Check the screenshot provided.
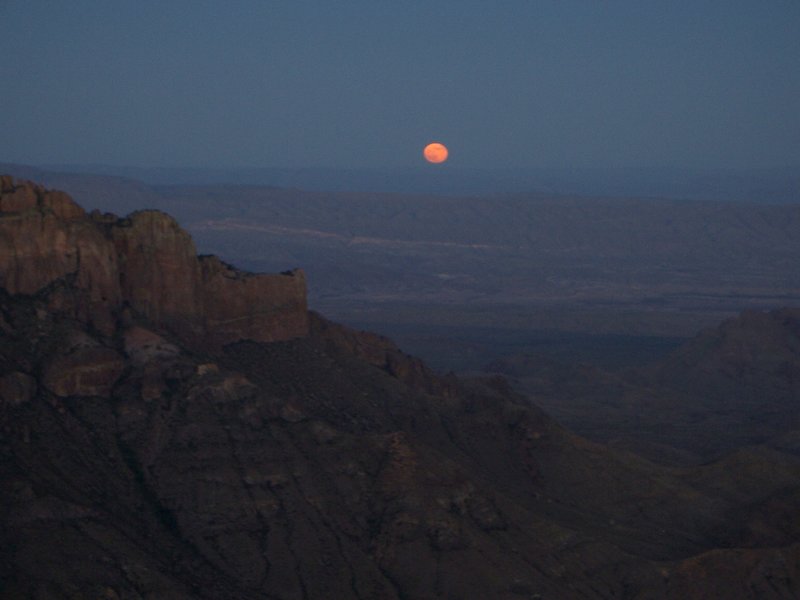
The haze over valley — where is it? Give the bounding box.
[7,162,799,373]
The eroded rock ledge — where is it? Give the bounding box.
[0,175,308,349]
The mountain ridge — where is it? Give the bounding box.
[2,177,800,598]
[4,163,798,355]
[8,162,799,203]
[0,176,307,351]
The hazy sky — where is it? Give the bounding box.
[1,1,799,170]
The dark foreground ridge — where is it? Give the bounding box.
[1,177,800,599]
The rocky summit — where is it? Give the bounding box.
[0,175,308,351]
[1,177,800,599]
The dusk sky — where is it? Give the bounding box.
[1,1,799,170]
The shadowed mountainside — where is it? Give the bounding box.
[488,308,800,464]
[2,178,800,598]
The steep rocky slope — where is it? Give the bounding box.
[493,308,800,463]
[2,178,800,599]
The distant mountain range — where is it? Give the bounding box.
[4,161,800,202]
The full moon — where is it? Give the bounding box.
[423,142,449,164]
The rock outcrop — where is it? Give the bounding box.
[3,175,800,599]
[0,176,308,349]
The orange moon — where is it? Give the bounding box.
[423,142,449,164]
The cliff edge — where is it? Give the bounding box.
[0,175,308,349]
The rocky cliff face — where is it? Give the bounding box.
[2,177,800,599]
[0,176,308,349]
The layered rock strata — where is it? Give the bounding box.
[0,175,308,350]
